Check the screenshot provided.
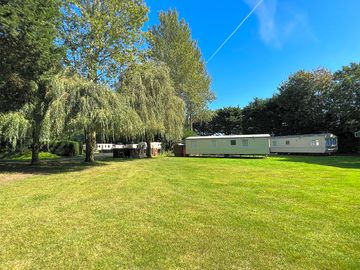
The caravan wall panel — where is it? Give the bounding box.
[185,136,270,156]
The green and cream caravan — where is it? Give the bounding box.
[270,133,338,154]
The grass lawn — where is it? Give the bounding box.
[0,155,359,269]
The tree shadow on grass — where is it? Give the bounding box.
[0,154,136,176]
[276,155,360,169]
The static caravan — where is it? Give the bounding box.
[82,143,114,153]
[96,143,114,152]
[185,134,270,156]
[270,133,338,154]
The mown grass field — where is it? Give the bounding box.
[0,155,359,269]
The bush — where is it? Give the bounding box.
[182,128,197,139]
[49,140,80,156]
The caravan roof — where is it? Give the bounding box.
[273,133,336,139]
[186,134,270,140]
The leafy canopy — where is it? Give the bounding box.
[194,107,242,135]
[0,0,62,112]
[119,62,185,142]
[60,0,148,84]
[61,74,142,141]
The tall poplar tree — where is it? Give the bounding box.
[149,9,215,130]
[59,0,148,161]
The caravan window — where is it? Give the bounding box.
[285,140,290,145]
[326,138,337,147]
[230,140,236,146]
[242,139,249,147]
[311,140,320,146]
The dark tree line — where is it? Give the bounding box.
[194,106,242,135]
[194,65,360,153]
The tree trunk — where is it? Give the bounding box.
[31,118,41,165]
[187,104,194,131]
[16,139,24,154]
[85,131,96,162]
[189,115,193,131]
[146,136,152,158]
[30,81,51,165]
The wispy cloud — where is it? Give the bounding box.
[244,0,314,48]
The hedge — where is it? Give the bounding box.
[49,140,80,157]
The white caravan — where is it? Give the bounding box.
[270,133,338,154]
[185,134,270,156]
[82,143,114,153]
[96,144,114,152]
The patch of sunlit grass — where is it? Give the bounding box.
[0,156,359,269]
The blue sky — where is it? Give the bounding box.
[145,0,360,109]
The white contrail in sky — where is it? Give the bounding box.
[206,0,264,64]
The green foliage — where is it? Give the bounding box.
[61,74,142,140]
[0,74,80,162]
[239,65,360,153]
[276,69,333,134]
[331,63,360,131]
[182,128,198,139]
[0,73,35,113]
[119,62,185,143]
[50,140,80,157]
[59,0,148,162]
[242,69,335,135]
[242,97,282,135]
[0,112,29,149]
[0,0,63,164]
[0,0,62,112]
[194,107,242,135]
[60,0,148,84]
[149,9,215,128]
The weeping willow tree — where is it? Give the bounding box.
[0,112,29,151]
[0,73,141,163]
[119,62,185,157]
[59,1,148,162]
[61,75,142,162]
[30,77,70,164]
[0,75,69,164]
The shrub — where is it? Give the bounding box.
[182,128,197,139]
[49,140,80,156]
